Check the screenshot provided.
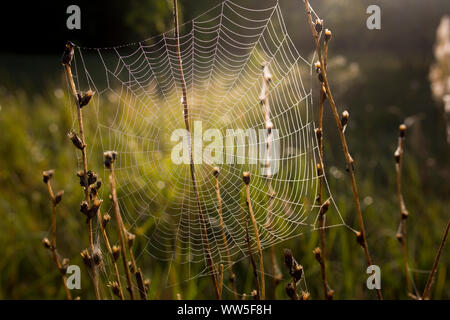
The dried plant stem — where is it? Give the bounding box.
[422,220,450,299]
[213,169,238,299]
[125,232,147,300]
[304,0,382,300]
[173,0,219,299]
[394,124,416,298]
[245,219,260,300]
[218,264,224,298]
[96,209,124,300]
[243,172,265,300]
[63,61,101,300]
[108,160,136,300]
[316,46,331,300]
[44,178,71,300]
[260,63,282,297]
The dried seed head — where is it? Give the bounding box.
[62,41,74,66]
[266,120,273,132]
[317,163,323,176]
[293,264,303,283]
[355,231,365,248]
[319,200,330,216]
[251,289,258,300]
[54,190,64,205]
[262,63,272,82]
[318,72,324,82]
[242,171,250,185]
[76,171,88,188]
[43,170,54,184]
[313,247,322,264]
[102,214,111,228]
[285,283,298,300]
[346,154,355,172]
[213,167,220,178]
[399,124,407,137]
[315,19,323,33]
[401,210,409,220]
[314,61,321,73]
[87,170,98,186]
[315,128,322,140]
[60,258,69,275]
[128,233,136,247]
[104,151,118,169]
[300,291,310,300]
[325,28,332,41]
[42,237,51,249]
[284,248,293,270]
[89,199,103,218]
[67,131,84,150]
[108,281,121,298]
[144,279,150,293]
[396,232,404,243]
[128,261,135,273]
[80,249,92,267]
[92,247,102,266]
[394,148,401,163]
[77,90,95,108]
[112,245,121,261]
[341,110,349,128]
[326,289,335,300]
[80,201,89,216]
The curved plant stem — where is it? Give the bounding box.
[316,44,331,300]
[245,219,261,300]
[96,209,124,300]
[173,0,220,299]
[394,124,417,298]
[64,62,101,300]
[45,179,72,300]
[303,0,382,300]
[108,161,136,299]
[214,170,238,299]
[244,174,265,300]
[422,220,450,299]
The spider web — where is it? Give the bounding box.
[68,0,348,285]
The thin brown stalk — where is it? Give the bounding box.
[173,0,219,299]
[243,172,265,300]
[394,124,417,298]
[213,168,238,299]
[303,0,382,299]
[316,38,332,300]
[96,209,124,299]
[62,43,101,300]
[42,171,71,300]
[105,151,135,300]
[245,219,260,300]
[218,264,224,299]
[422,220,450,299]
[125,231,148,300]
[260,63,282,298]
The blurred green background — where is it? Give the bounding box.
[0,0,449,299]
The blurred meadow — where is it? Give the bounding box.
[0,0,449,299]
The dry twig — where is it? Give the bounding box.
[303,0,382,299]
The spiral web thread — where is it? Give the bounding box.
[68,0,350,286]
